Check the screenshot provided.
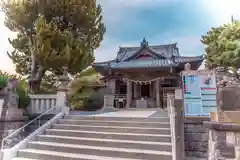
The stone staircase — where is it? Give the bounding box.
[13,113,173,160]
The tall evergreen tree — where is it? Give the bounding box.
[1,0,105,93]
[201,19,240,72]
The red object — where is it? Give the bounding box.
[183,84,187,93]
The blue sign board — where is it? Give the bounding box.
[182,72,217,117]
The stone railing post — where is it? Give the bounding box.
[56,67,70,114]
[235,146,240,160]
[167,93,176,160]
[204,121,240,160]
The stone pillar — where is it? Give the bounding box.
[134,82,137,99]
[235,146,240,160]
[156,80,160,108]
[104,95,114,107]
[108,79,116,94]
[149,83,151,97]
[126,81,132,108]
[152,81,156,98]
[56,67,70,114]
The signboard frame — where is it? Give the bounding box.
[181,69,217,117]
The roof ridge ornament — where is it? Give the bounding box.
[141,38,148,46]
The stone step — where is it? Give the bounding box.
[17,149,140,160]
[45,129,172,142]
[64,115,169,121]
[37,135,172,152]
[28,141,172,160]
[58,119,170,128]
[12,158,39,160]
[52,124,171,134]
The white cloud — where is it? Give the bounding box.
[95,32,205,63]
[94,0,206,63]
[201,0,240,25]
[95,0,240,64]
[158,35,205,56]
[98,0,181,30]
[95,37,141,62]
[0,12,16,73]
[98,0,179,9]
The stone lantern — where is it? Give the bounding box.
[56,67,70,114]
[184,63,191,71]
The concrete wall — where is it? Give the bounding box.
[217,87,240,111]
[184,118,209,159]
[174,99,185,160]
[0,120,26,145]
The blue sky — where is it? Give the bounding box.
[0,0,240,73]
[94,0,240,62]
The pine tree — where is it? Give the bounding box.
[1,0,105,93]
[201,19,240,72]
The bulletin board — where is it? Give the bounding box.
[182,70,217,117]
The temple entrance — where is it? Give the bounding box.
[119,85,127,94]
[141,84,150,98]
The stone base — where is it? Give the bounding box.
[184,118,209,159]
[61,106,70,115]
[0,107,27,121]
[101,106,119,112]
[212,111,240,124]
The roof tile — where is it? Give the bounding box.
[92,55,204,69]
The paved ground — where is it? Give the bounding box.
[70,108,168,118]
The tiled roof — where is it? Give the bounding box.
[116,42,179,61]
[110,59,177,69]
[92,39,204,70]
[92,55,204,69]
[174,56,204,63]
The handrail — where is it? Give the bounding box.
[0,105,59,153]
[168,98,176,160]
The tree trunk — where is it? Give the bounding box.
[29,66,46,93]
[29,79,41,93]
[29,35,37,79]
[28,34,39,93]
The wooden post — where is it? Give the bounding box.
[126,81,132,108]
[156,80,160,108]
[134,82,137,98]
[149,82,152,97]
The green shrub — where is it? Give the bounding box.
[0,70,30,109]
[72,87,112,111]
[0,76,8,89]
[16,84,30,109]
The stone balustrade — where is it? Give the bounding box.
[204,121,240,160]
[28,94,57,114]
